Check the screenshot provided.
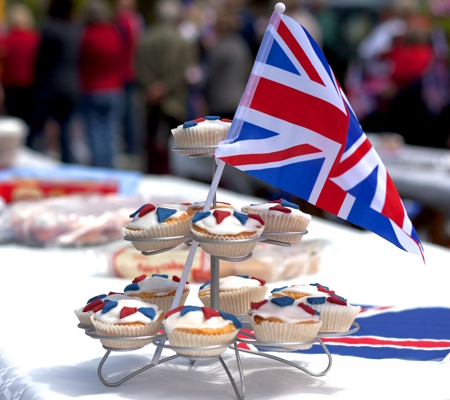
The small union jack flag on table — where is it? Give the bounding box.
[215,8,424,259]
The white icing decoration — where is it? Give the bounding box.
[242,203,311,218]
[126,203,189,230]
[163,310,233,334]
[92,299,163,324]
[125,276,189,296]
[199,276,262,294]
[249,301,320,324]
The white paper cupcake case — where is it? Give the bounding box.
[193,230,261,257]
[123,216,192,252]
[91,316,163,349]
[171,125,229,155]
[241,208,311,244]
[249,318,322,350]
[74,308,94,326]
[310,304,361,332]
[130,290,190,314]
[199,286,268,315]
[166,329,238,357]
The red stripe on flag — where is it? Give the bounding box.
[315,179,347,215]
[332,138,372,177]
[381,173,405,229]
[277,20,325,86]
[251,78,348,144]
[219,143,321,167]
[321,336,450,349]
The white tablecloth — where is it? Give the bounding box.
[1,175,450,400]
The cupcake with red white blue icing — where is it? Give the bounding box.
[241,199,311,244]
[91,298,164,349]
[191,209,265,258]
[171,116,232,154]
[123,203,194,252]
[163,305,241,356]
[248,297,322,349]
[271,283,361,332]
[124,273,190,313]
[188,201,234,212]
[198,275,268,315]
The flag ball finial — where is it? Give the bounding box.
[274,2,286,13]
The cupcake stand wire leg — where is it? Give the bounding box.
[218,343,246,400]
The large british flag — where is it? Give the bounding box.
[214,10,424,258]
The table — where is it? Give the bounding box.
[1,175,450,400]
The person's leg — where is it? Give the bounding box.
[123,82,139,155]
[53,97,76,164]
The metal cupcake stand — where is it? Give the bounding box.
[78,145,359,399]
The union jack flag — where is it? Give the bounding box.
[214,10,424,258]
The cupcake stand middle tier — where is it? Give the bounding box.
[78,146,359,400]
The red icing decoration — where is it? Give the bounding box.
[202,307,222,319]
[93,302,107,313]
[181,202,192,206]
[138,204,156,217]
[298,303,315,315]
[82,298,103,312]
[108,291,123,296]
[221,118,233,123]
[251,300,268,310]
[213,209,231,224]
[251,276,266,286]
[132,274,147,284]
[172,275,189,285]
[165,306,185,319]
[269,205,292,214]
[248,214,265,225]
[327,295,347,306]
[268,199,283,204]
[317,284,335,295]
[120,307,138,319]
[193,117,205,122]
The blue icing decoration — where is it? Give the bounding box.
[310,283,329,290]
[87,294,106,304]
[152,274,169,279]
[138,307,156,320]
[129,205,145,218]
[199,281,210,290]
[192,211,211,223]
[271,286,288,293]
[271,296,295,307]
[180,306,202,317]
[157,207,177,223]
[183,121,197,129]
[124,283,140,292]
[204,116,220,120]
[219,311,242,329]
[233,210,249,225]
[306,297,326,305]
[250,203,263,206]
[101,301,118,313]
[236,274,250,279]
[280,199,299,209]
[315,310,320,316]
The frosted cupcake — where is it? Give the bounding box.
[91,298,164,349]
[188,201,235,212]
[123,203,194,252]
[241,199,311,244]
[124,274,190,313]
[191,209,265,258]
[74,292,131,327]
[248,297,322,350]
[271,283,361,332]
[198,275,268,315]
[163,305,241,356]
[171,116,232,154]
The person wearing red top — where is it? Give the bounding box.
[79,0,124,168]
[1,4,40,125]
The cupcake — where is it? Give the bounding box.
[198,275,268,315]
[191,209,265,258]
[163,305,241,356]
[74,292,131,327]
[241,199,311,244]
[248,297,322,350]
[123,203,194,252]
[91,298,164,349]
[171,116,232,155]
[124,273,190,313]
[188,201,234,212]
[271,283,361,332]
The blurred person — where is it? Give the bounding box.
[79,0,124,168]
[0,4,39,126]
[28,0,81,163]
[136,0,195,174]
[115,0,144,156]
[204,10,251,119]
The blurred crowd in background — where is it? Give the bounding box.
[1,0,450,173]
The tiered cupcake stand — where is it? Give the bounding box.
[78,145,359,399]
